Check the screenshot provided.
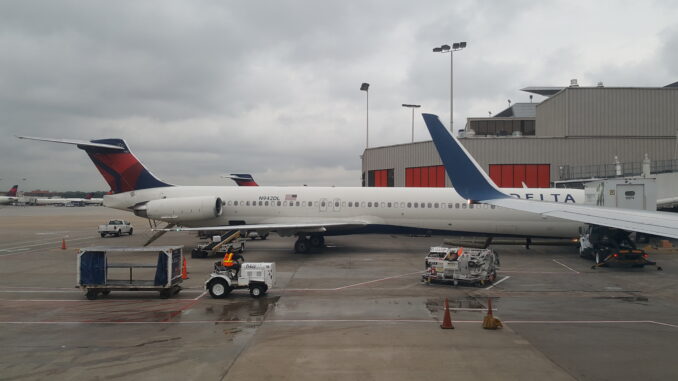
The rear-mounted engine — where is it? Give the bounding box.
[134,196,223,221]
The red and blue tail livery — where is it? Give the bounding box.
[6,185,18,197]
[16,137,172,194]
[81,139,171,193]
[230,174,259,186]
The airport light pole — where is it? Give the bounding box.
[402,104,421,142]
[433,41,467,133]
[360,83,370,148]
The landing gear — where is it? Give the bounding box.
[309,235,325,248]
[294,237,311,253]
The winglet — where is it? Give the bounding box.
[422,113,507,201]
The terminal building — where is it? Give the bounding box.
[362,80,678,194]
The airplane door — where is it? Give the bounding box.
[333,198,341,212]
[319,198,328,212]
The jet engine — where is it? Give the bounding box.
[134,196,223,222]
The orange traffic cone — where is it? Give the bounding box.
[61,238,67,250]
[482,298,503,330]
[181,257,189,280]
[440,297,454,329]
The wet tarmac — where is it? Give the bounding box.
[1,205,678,380]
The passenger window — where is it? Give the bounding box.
[228,201,233,206]
[302,201,307,206]
[407,202,412,208]
[455,203,460,209]
[277,201,281,206]
[368,202,372,207]
[283,201,288,206]
[355,201,359,207]
[469,204,474,209]
[434,203,439,208]
[448,203,453,208]
[414,202,418,208]
[335,202,339,207]
[427,203,432,208]
[348,202,353,207]
[462,204,467,209]
[321,201,326,207]
[265,201,269,206]
[361,202,366,207]
[400,202,406,208]
[387,202,392,207]
[342,202,346,207]
[296,201,300,206]
[246,201,250,206]
[491,205,496,209]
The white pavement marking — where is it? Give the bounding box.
[0,236,97,256]
[485,276,510,290]
[282,271,423,292]
[552,259,580,274]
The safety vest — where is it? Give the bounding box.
[223,253,235,267]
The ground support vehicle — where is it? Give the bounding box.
[191,229,246,258]
[205,262,275,298]
[580,225,659,269]
[77,246,183,299]
[98,219,133,237]
[423,246,499,286]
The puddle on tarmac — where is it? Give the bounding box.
[425,297,487,313]
[594,296,649,303]
[204,296,281,322]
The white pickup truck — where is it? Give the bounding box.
[98,219,133,237]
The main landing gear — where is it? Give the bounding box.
[294,234,325,253]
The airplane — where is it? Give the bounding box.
[18,135,586,253]
[421,113,678,240]
[0,185,19,205]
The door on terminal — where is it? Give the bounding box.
[489,164,550,188]
[405,165,446,187]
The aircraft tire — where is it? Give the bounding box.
[294,238,310,254]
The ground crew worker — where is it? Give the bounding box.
[222,252,241,276]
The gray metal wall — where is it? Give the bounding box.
[363,137,677,187]
[538,88,678,138]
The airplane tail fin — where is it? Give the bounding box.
[6,185,18,197]
[422,113,507,201]
[17,137,172,194]
[7,185,19,197]
[230,173,259,186]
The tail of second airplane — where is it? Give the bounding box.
[17,137,172,194]
[6,185,18,197]
[230,174,259,186]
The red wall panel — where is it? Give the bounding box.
[538,165,550,188]
[513,164,526,188]
[489,165,502,187]
[501,165,513,187]
[437,166,445,187]
[413,168,421,187]
[406,168,413,187]
[525,165,538,187]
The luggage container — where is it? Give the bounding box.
[77,246,183,299]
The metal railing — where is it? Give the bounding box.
[558,159,678,181]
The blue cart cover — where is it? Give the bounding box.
[80,251,106,285]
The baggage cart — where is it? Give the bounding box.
[77,246,183,299]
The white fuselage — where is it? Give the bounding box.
[0,196,17,205]
[104,186,585,238]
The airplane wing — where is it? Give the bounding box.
[156,221,369,236]
[422,113,678,239]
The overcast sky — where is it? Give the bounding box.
[1,1,677,192]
